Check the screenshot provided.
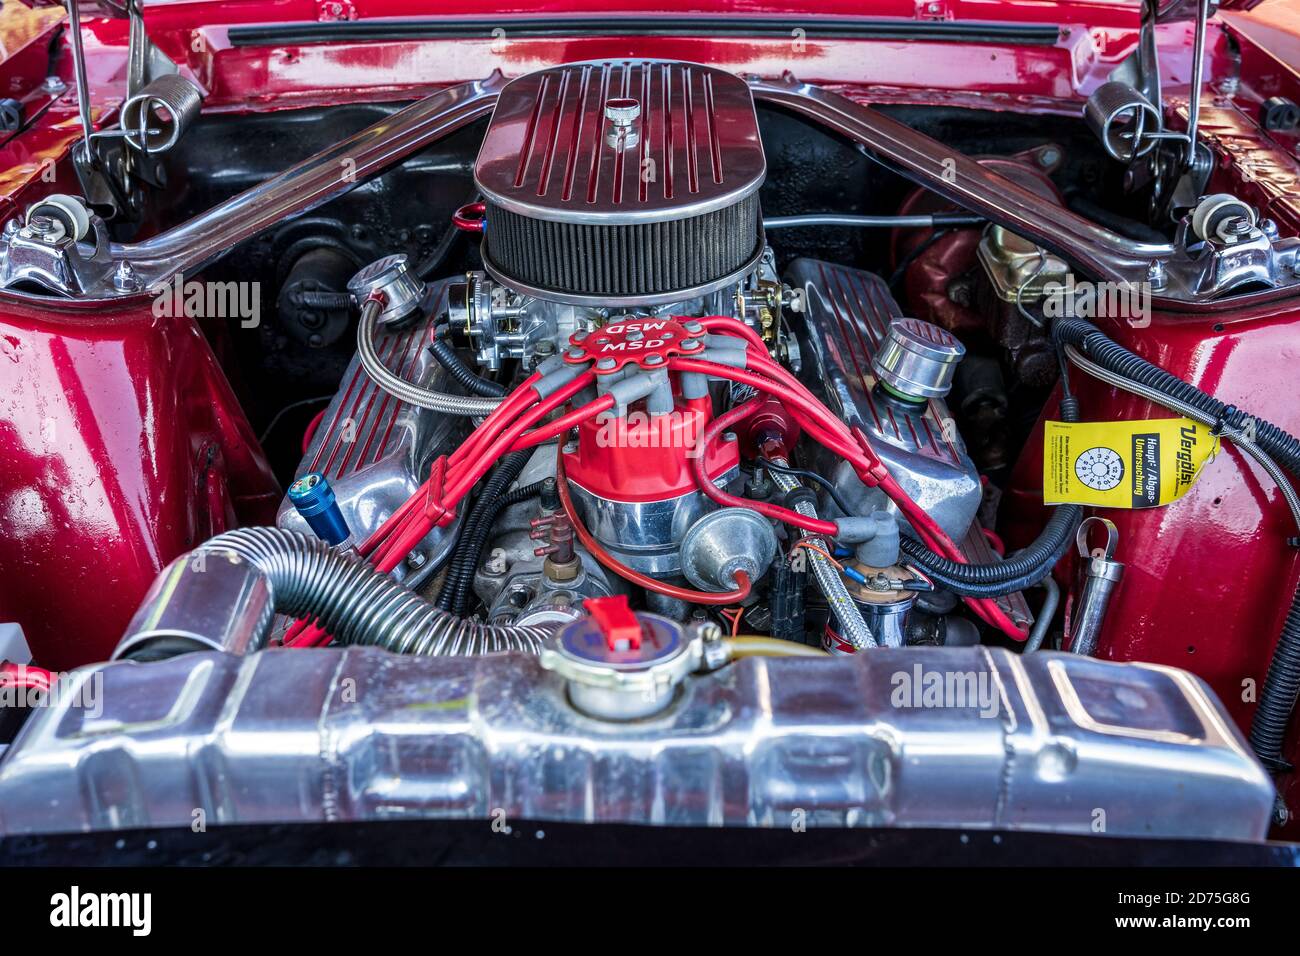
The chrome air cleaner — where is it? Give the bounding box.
[473,60,766,306]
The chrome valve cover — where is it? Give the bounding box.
[786,258,983,542]
[276,278,463,585]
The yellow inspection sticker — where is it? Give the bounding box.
[1043,418,1220,508]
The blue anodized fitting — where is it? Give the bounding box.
[287,472,351,546]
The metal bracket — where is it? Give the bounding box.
[67,0,198,221]
[0,212,114,296]
[0,75,504,302]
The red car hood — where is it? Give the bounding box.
[17,0,1269,23]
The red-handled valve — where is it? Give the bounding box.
[582,595,643,652]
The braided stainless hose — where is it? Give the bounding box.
[768,467,877,649]
[357,301,504,416]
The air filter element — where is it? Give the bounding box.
[474,60,766,306]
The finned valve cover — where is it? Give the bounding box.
[474,60,767,305]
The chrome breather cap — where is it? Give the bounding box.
[871,317,966,399]
[347,254,431,325]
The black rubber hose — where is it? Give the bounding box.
[438,453,531,614]
[446,481,546,617]
[900,505,1081,589]
[918,559,1066,599]
[1260,598,1300,772]
[761,459,857,517]
[437,451,531,613]
[899,396,1083,590]
[889,228,950,290]
[414,191,477,279]
[1053,316,1300,772]
[1053,318,1300,472]
[429,332,507,398]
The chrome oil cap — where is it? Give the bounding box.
[871,317,965,399]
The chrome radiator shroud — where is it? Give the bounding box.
[0,647,1271,839]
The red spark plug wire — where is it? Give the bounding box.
[355,370,547,560]
[371,372,597,573]
[689,397,840,536]
[290,319,1024,645]
[513,395,616,450]
[287,370,589,647]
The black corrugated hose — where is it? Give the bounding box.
[898,395,1083,593]
[1054,316,1300,773]
[436,450,532,614]
[429,330,507,398]
[444,481,547,617]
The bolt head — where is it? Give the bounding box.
[25,214,64,243]
[112,261,140,292]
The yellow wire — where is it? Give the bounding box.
[724,636,829,659]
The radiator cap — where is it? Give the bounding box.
[539,598,702,720]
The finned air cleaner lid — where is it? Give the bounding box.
[474,59,767,305]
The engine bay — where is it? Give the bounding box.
[1,2,1299,850]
